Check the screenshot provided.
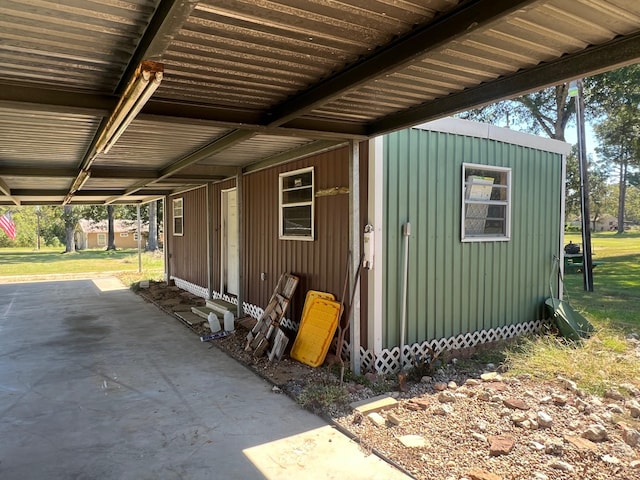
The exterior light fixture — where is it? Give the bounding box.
[95,60,164,155]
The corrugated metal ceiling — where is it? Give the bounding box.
[0,0,639,205]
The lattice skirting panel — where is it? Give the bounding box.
[171,277,209,299]
[353,320,545,375]
[170,278,541,374]
[170,278,299,331]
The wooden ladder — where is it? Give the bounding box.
[245,273,299,360]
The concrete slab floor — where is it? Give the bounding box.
[0,277,410,480]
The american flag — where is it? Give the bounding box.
[0,211,16,240]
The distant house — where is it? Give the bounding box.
[75,219,146,249]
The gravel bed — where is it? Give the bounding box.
[137,281,640,480]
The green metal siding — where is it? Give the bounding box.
[383,128,563,349]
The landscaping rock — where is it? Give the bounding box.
[406,398,430,411]
[510,412,528,424]
[481,372,501,382]
[544,439,563,456]
[537,411,553,428]
[488,435,515,456]
[503,397,530,410]
[563,434,597,451]
[367,412,386,427]
[601,454,621,465]
[628,399,640,418]
[467,469,502,480]
[351,394,398,415]
[433,404,454,416]
[621,426,640,447]
[548,460,575,473]
[552,394,568,406]
[604,389,625,401]
[582,424,608,442]
[438,391,457,403]
[386,412,403,426]
[398,434,428,448]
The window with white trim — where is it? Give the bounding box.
[462,164,511,241]
[119,233,129,238]
[97,233,106,247]
[173,198,184,236]
[279,167,314,240]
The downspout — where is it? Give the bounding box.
[399,222,411,371]
[349,140,361,374]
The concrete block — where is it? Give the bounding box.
[350,394,398,415]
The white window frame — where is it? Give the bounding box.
[173,198,184,236]
[119,232,129,238]
[279,166,314,241]
[97,233,106,247]
[133,233,139,241]
[461,163,511,242]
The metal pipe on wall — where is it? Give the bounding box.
[399,222,411,370]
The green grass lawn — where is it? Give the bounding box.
[506,230,640,395]
[562,231,640,329]
[0,247,164,284]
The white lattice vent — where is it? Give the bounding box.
[171,277,209,299]
[218,297,299,332]
[367,320,544,374]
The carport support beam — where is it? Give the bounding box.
[349,140,361,375]
[236,168,244,319]
[163,196,172,284]
[206,183,215,299]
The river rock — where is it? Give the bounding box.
[537,411,553,428]
[549,460,575,472]
[582,424,608,442]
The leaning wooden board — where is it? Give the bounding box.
[245,273,299,360]
[290,297,341,368]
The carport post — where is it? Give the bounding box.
[163,195,172,283]
[206,183,215,299]
[236,167,244,318]
[349,140,361,375]
[137,204,142,273]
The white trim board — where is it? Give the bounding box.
[413,117,571,156]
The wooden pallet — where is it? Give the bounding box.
[245,273,299,360]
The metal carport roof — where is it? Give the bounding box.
[1,0,640,206]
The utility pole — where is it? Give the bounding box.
[569,79,594,292]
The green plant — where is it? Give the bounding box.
[297,382,349,414]
[504,329,640,396]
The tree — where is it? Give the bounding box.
[62,205,77,253]
[564,147,611,228]
[460,85,575,140]
[587,65,640,234]
[147,201,159,251]
[594,108,640,233]
[106,205,116,250]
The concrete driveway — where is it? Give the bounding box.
[0,277,410,480]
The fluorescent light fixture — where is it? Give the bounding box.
[63,169,91,204]
[95,61,164,155]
